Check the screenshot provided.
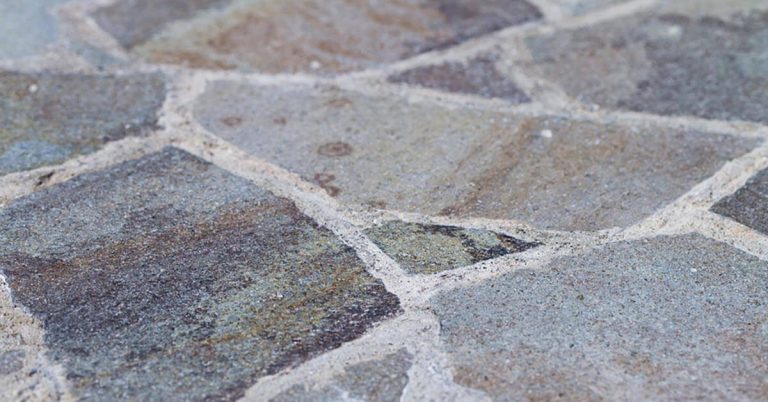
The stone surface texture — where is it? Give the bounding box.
[712,167,768,235]
[366,221,538,274]
[194,82,759,231]
[0,71,165,175]
[271,349,413,402]
[103,0,541,74]
[524,5,768,123]
[432,234,768,400]
[0,148,399,401]
[2,0,768,400]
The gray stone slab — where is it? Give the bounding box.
[525,7,768,123]
[0,147,400,401]
[0,0,67,59]
[0,71,165,175]
[271,349,412,402]
[711,167,768,235]
[92,0,232,50]
[431,234,768,400]
[125,0,541,74]
[194,82,759,231]
[549,0,627,15]
[388,54,530,103]
[366,221,539,274]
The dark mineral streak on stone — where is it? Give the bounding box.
[271,349,413,402]
[711,167,768,235]
[432,234,768,400]
[194,82,760,231]
[366,221,539,274]
[0,71,165,175]
[389,54,530,103]
[125,0,541,74]
[0,147,400,401]
[92,0,233,49]
[525,9,768,123]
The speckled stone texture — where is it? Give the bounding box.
[194,82,760,231]
[0,71,165,175]
[271,349,413,402]
[712,167,768,235]
[524,6,768,123]
[432,234,768,400]
[366,221,538,274]
[0,147,400,401]
[104,0,542,74]
[388,54,530,102]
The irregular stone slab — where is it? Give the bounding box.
[388,54,530,103]
[0,71,165,175]
[271,349,412,402]
[128,0,541,74]
[92,0,232,50]
[0,147,400,401]
[365,221,539,274]
[432,234,768,401]
[524,7,768,123]
[711,167,768,235]
[194,82,759,231]
[0,0,67,59]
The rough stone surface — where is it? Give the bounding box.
[194,82,759,231]
[271,349,412,402]
[711,167,768,235]
[92,0,232,50]
[0,71,165,175]
[525,7,768,123]
[432,234,768,400]
[550,0,627,15]
[127,0,542,74]
[0,350,24,376]
[388,54,530,102]
[0,147,400,401]
[365,221,539,274]
[0,0,67,59]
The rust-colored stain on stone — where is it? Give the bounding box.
[120,0,541,74]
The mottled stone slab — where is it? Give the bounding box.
[524,6,768,123]
[366,221,539,274]
[388,54,529,103]
[0,71,165,175]
[92,0,232,50]
[0,147,400,401]
[194,82,759,231]
[271,350,412,402]
[0,0,67,59]
[711,167,768,235]
[123,0,541,74]
[432,234,768,400]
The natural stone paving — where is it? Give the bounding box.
[195,81,759,231]
[388,54,530,102]
[523,4,768,123]
[365,221,538,274]
[98,0,542,74]
[432,234,768,400]
[271,349,412,402]
[712,167,768,235]
[0,71,165,175]
[0,147,400,401]
[3,0,768,400]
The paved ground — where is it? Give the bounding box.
[1,0,767,401]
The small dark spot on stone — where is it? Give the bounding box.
[325,97,353,108]
[318,142,353,157]
[368,200,388,210]
[221,116,243,127]
[35,171,54,187]
[314,172,341,197]
[273,116,288,125]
